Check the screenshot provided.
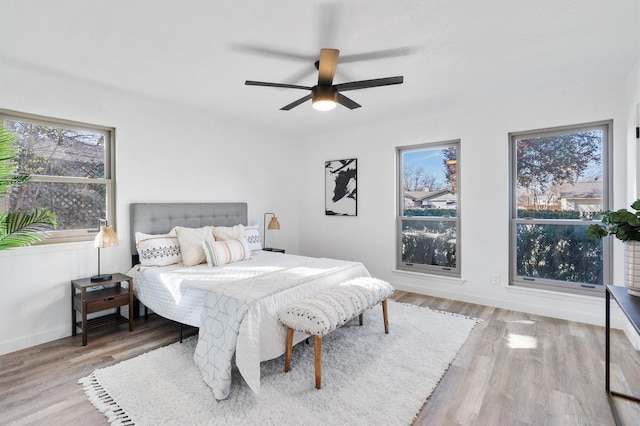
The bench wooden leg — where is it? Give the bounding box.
[359,313,363,326]
[315,335,322,389]
[285,327,294,372]
[382,299,389,334]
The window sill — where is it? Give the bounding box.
[392,269,466,285]
[0,240,93,258]
[507,282,603,301]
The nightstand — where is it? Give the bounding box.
[71,273,134,346]
[263,247,285,253]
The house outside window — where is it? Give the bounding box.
[509,121,611,295]
[397,140,460,277]
[1,109,115,244]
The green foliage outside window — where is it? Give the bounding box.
[516,222,603,285]
[0,124,57,250]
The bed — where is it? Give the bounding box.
[127,202,371,400]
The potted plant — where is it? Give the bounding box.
[587,200,640,296]
[0,124,57,250]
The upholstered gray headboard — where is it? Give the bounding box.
[129,202,248,258]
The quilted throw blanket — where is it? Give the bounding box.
[193,258,368,400]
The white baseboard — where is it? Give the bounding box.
[391,281,629,331]
[0,326,69,356]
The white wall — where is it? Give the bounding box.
[1,55,638,356]
[0,60,300,355]
[621,58,640,347]
[297,80,633,328]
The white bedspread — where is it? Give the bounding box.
[127,251,370,399]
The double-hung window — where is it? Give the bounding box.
[509,121,611,295]
[1,110,115,244]
[397,140,460,277]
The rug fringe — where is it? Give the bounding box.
[78,373,135,425]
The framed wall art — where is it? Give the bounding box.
[325,158,357,216]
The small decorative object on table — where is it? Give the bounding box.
[71,273,133,346]
[587,200,640,296]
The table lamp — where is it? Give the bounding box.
[263,212,280,249]
[91,219,119,282]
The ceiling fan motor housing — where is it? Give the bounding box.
[312,85,337,103]
[311,85,338,111]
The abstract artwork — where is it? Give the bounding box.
[325,158,357,216]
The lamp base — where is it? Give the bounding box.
[90,273,113,282]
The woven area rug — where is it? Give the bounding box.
[79,301,477,425]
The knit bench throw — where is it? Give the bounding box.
[277,277,394,337]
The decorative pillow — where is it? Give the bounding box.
[242,224,262,251]
[135,231,182,267]
[174,226,215,266]
[212,225,242,241]
[202,239,251,267]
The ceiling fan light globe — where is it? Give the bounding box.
[312,99,337,111]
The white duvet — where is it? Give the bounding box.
[127,251,370,398]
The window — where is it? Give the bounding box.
[510,121,611,295]
[397,141,460,277]
[1,110,115,244]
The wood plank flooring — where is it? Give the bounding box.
[1,291,640,425]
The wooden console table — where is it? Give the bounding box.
[605,285,640,425]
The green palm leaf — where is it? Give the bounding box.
[1,124,58,250]
[0,209,58,250]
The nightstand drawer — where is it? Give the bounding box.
[85,293,130,313]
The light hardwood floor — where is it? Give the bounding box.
[2,290,640,425]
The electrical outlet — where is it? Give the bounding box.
[492,273,500,285]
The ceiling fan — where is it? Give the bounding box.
[244,48,404,111]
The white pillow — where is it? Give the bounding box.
[212,224,261,250]
[202,239,251,267]
[135,231,182,267]
[212,225,242,241]
[174,226,215,266]
[242,224,262,251]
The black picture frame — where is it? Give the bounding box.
[325,158,357,216]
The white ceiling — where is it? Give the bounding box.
[2,0,639,137]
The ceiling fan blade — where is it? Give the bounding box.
[232,43,314,62]
[339,47,416,64]
[318,48,340,86]
[245,80,312,90]
[280,94,313,110]
[334,76,403,92]
[336,93,361,110]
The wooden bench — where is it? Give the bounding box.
[277,277,394,389]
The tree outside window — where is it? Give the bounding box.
[510,121,610,294]
[397,141,460,277]
[1,110,115,244]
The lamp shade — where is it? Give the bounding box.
[94,225,119,248]
[267,216,281,230]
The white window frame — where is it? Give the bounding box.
[396,140,461,277]
[509,120,612,295]
[1,109,116,244]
